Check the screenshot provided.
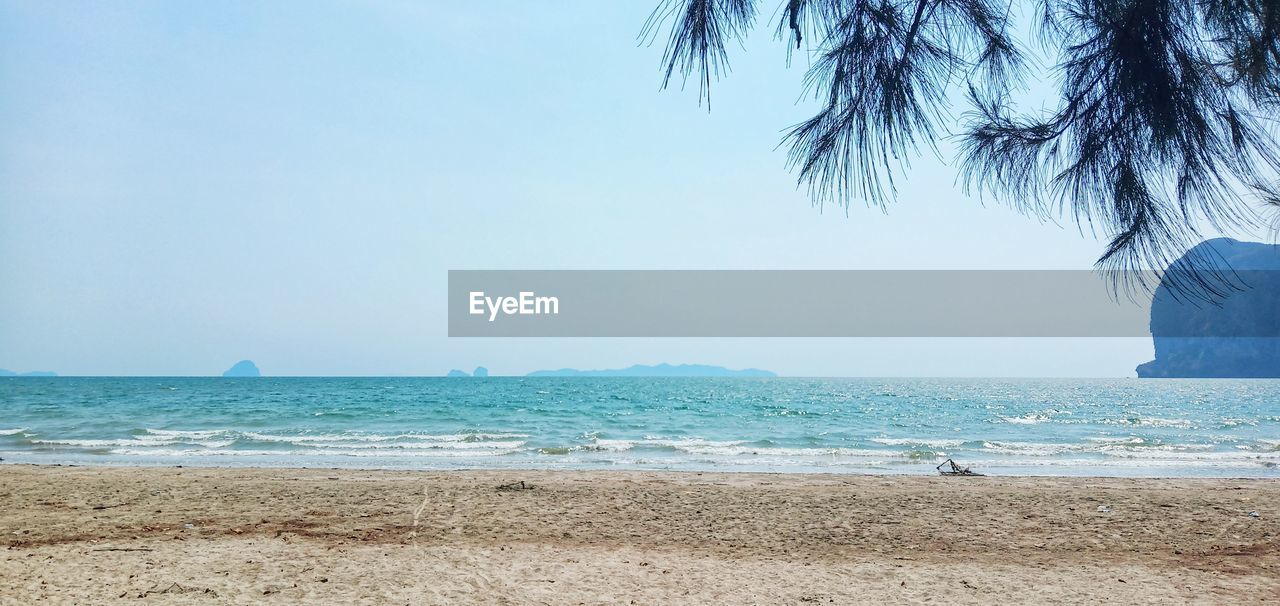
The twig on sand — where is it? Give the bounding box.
[127,582,217,598]
[91,502,132,510]
[91,547,154,552]
[937,459,984,476]
[496,480,534,491]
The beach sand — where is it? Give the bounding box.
[0,465,1276,604]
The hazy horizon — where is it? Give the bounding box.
[0,356,1211,379]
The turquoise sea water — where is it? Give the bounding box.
[2,377,1278,477]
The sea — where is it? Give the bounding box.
[2,377,1278,477]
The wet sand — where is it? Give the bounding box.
[1,465,1277,604]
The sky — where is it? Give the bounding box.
[0,1,1263,377]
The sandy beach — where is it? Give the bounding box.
[0,465,1276,604]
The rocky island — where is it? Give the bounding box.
[1137,238,1280,378]
[222,360,261,377]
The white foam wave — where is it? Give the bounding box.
[962,456,1280,469]
[872,438,967,448]
[1085,437,1148,445]
[106,447,520,458]
[240,432,527,443]
[1000,414,1050,425]
[19,427,1279,472]
[979,440,1270,460]
[274,440,526,450]
[584,437,930,459]
[1220,418,1257,428]
[1104,417,1195,428]
[30,429,529,453]
[580,439,635,452]
[683,446,893,458]
[586,437,751,452]
[33,438,235,448]
[144,429,226,438]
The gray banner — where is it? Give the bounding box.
[447,270,1279,337]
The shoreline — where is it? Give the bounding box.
[3,465,1278,603]
[3,459,1278,480]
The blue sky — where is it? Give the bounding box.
[0,1,1256,376]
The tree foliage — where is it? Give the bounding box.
[641,0,1280,284]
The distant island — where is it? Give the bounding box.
[446,366,491,378]
[222,360,261,377]
[1137,238,1280,378]
[0,369,58,377]
[526,363,776,377]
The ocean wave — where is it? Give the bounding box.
[32,438,236,449]
[999,414,1052,425]
[142,429,226,439]
[0,428,28,436]
[871,437,967,448]
[1085,436,1149,445]
[34,439,521,452]
[979,440,1260,459]
[1103,417,1195,428]
[1219,418,1258,428]
[12,425,1279,472]
[961,456,1280,469]
[26,429,530,454]
[239,431,527,443]
[581,438,748,453]
[577,436,928,459]
[105,447,521,458]
[681,446,891,457]
[995,414,1199,429]
[241,440,526,450]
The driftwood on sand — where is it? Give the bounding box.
[937,459,984,476]
[496,480,535,491]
